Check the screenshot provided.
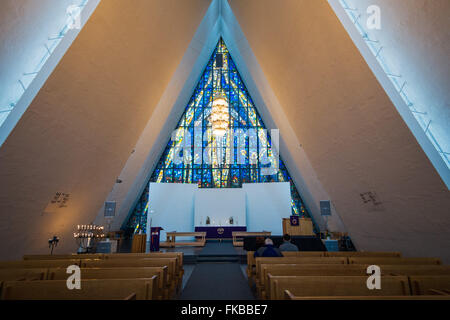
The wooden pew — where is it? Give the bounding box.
[232,232,271,247]
[250,257,347,288]
[382,265,450,276]
[105,252,184,266]
[1,277,158,300]
[23,252,185,281]
[409,275,450,295]
[257,264,368,299]
[47,267,169,299]
[281,252,325,257]
[246,251,325,279]
[257,264,450,299]
[284,290,450,300]
[246,251,403,278]
[23,254,104,260]
[0,268,47,281]
[81,258,179,297]
[268,275,410,300]
[254,257,347,281]
[104,252,184,282]
[0,259,81,269]
[349,257,442,265]
[325,252,401,258]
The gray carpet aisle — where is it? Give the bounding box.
[198,241,237,256]
[179,263,255,300]
[179,242,255,300]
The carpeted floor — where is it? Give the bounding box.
[199,241,237,256]
[179,262,255,300]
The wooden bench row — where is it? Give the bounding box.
[267,275,450,300]
[0,266,169,299]
[0,278,158,300]
[21,253,183,285]
[255,263,450,299]
[1,254,186,300]
[2,258,180,283]
[246,251,403,278]
[247,253,441,282]
[23,252,184,268]
[250,256,442,295]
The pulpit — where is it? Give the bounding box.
[150,227,163,252]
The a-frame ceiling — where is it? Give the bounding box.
[0,0,448,262]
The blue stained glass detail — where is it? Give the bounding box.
[123,39,318,234]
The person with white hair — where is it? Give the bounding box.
[254,238,283,257]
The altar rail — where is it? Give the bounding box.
[160,232,206,248]
[232,232,271,247]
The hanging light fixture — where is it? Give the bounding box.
[211,94,229,137]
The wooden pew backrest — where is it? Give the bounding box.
[284,291,450,300]
[23,254,104,260]
[269,275,410,300]
[0,259,81,269]
[48,267,168,296]
[80,258,178,295]
[1,277,157,300]
[409,275,450,295]
[260,264,450,295]
[0,268,48,281]
[105,252,183,266]
[281,252,325,257]
[260,264,368,287]
[325,252,401,258]
[381,265,450,276]
[349,257,442,265]
[255,257,347,276]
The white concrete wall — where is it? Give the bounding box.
[147,183,196,242]
[0,0,211,260]
[244,182,292,235]
[194,188,246,227]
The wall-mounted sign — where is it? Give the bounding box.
[104,201,116,217]
[320,200,331,216]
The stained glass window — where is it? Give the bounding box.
[124,39,318,234]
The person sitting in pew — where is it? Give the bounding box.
[254,238,283,257]
[279,234,299,252]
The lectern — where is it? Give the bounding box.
[150,227,164,252]
[282,217,314,236]
[131,234,146,253]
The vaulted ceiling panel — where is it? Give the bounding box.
[229,0,450,261]
[0,0,211,259]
